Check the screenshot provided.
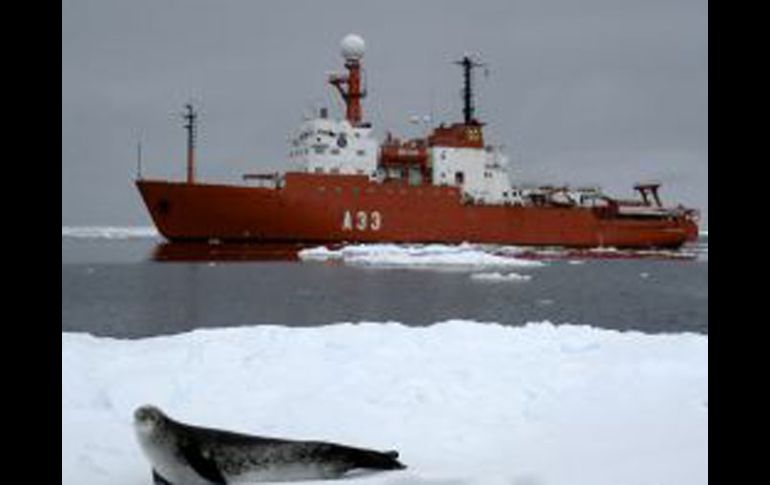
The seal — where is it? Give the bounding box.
[133,405,406,484]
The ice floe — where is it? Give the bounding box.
[299,243,545,269]
[470,272,532,282]
[62,226,159,240]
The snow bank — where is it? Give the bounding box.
[62,226,159,240]
[62,321,707,485]
[299,243,544,269]
[470,272,532,282]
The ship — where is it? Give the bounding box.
[137,34,699,249]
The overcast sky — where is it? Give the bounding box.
[62,0,708,226]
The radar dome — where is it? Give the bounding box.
[341,34,365,60]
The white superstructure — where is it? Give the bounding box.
[430,146,524,205]
[289,114,378,177]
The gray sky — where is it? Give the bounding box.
[62,0,708,226]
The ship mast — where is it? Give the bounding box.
[183,103,198,184]
[329,34,367,126]
[454,54,486,125]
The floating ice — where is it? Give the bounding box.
[62,226,159,240]
[470,272,532,282]
[62,321,707,485]
[299,243,545,269]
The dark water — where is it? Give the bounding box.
[62,236,708,338]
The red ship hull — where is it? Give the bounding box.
[137,173,696,249]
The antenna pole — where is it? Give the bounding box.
[462,56,472,124]
[454,54,485,125]
[183,103,197,184]
[136,138,143,180]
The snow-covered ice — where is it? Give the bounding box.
[299,243,544,269]
[62,226,159,240]
[62,321,708,485]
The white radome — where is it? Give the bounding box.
[341,34,365,60]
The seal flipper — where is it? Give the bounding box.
[179,443,228,485]
[152,469,173,485]
[345,447,406,470]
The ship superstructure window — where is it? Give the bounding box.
[455,171,465,185]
